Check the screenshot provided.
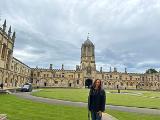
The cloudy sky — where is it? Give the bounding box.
[1,0,160,73]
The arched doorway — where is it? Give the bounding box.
[85,79,93,88]
[44,82,47,87]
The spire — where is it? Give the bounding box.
[49,64,53,70]
[2,19,6,32]
[100,67,102,72]
[114,67,117,72]
[62,64,64,70]
[8,26,12,37]
[110,67,112,72]
[12,31,16,42]
[87,33,90,40]
[125,68,127,73]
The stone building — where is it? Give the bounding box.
[31,36,160,90]
[139,73,160,90]
[31,37,147,90]
[0,20,31,89]
[0,19,160,90]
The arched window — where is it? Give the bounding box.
[1,44,7,59]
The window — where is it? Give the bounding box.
[38,72,40,77]
[77,80,79,84]
[55,81,58,84]
[69,75,73,78]
[102,74,104,79]
[110,75,112,78]
[1,44,7,59]
[78,74,80,78]
[151,76,153,81]
[130,76,132,80]
[52,74,55,78]
[119,75,122,80]
[62,73,65,77]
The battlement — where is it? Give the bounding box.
[31,67,82,73]
[13,57,31,69]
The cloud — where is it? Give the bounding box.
[1,0,160,72]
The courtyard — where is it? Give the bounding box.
[32,88,160,109]
[1,88,160,120]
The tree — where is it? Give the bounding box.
[146,69,158,74]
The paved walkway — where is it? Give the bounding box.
[0,114,7,120]
[102,113,118,120]
[12,92,160,119]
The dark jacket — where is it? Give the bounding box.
[88,86,106,112]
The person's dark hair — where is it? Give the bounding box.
[91,79,102,90]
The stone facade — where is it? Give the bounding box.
[0,20,31,89]
[31,37,160,90]
[0,20,160,90]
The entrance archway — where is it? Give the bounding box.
[44,82,47,87]
[85,79,93,88]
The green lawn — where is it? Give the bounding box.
[107,109,160,120]
[0,94,87,120]
[0,94,160,120]
[32,88,160,109]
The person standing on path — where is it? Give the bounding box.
[88,79,106,120]
[0,83,3,90]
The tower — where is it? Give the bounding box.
[80,34,96,73]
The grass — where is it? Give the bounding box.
[107,109,160,120]
[0,94,160,120]
[32,88,160,109]
[0,94,88,120]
